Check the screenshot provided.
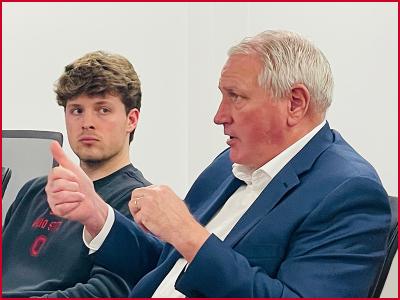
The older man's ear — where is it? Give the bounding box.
[287,84,310,127]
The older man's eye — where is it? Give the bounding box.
[229,93,240,101]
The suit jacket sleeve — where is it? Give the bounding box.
[43,189,161,298]
[175,177,391,297]
[39,190,150,298]
[91,210,164,287]
[40,265,130,298]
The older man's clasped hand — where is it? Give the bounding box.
[129,185,210,262]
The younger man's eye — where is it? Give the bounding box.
[70,108,82,115]
[99,107,110,114]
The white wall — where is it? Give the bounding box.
[2,3,397,297]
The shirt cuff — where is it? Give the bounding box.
[82,204,115,254]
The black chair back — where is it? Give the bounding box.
[2,166,12,197]
[370,196,398,297]
[2,130,63,223]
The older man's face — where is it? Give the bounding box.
[214,54,289,169]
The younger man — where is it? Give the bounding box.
[2,51,151,297]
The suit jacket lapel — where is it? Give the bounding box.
[158,174,243,261]
[225,122,334,247]
[224,167,300,246]
[195,174,243,225]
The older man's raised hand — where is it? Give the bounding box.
[45,141,108,237]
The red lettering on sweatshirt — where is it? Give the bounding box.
[30,235,47,257]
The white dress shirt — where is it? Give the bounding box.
[84,120,326,297]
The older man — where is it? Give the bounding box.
[47,30,390,297]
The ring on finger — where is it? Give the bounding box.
[134,195,144,209]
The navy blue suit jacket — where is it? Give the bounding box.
[93,123,391,297]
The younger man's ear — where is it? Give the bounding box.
[287,84,310,126]
[127,108,140,133]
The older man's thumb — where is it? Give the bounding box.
[50,141,75,171]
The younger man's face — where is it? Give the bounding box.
[65,94,137,165]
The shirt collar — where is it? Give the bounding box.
[232,120,326,185]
